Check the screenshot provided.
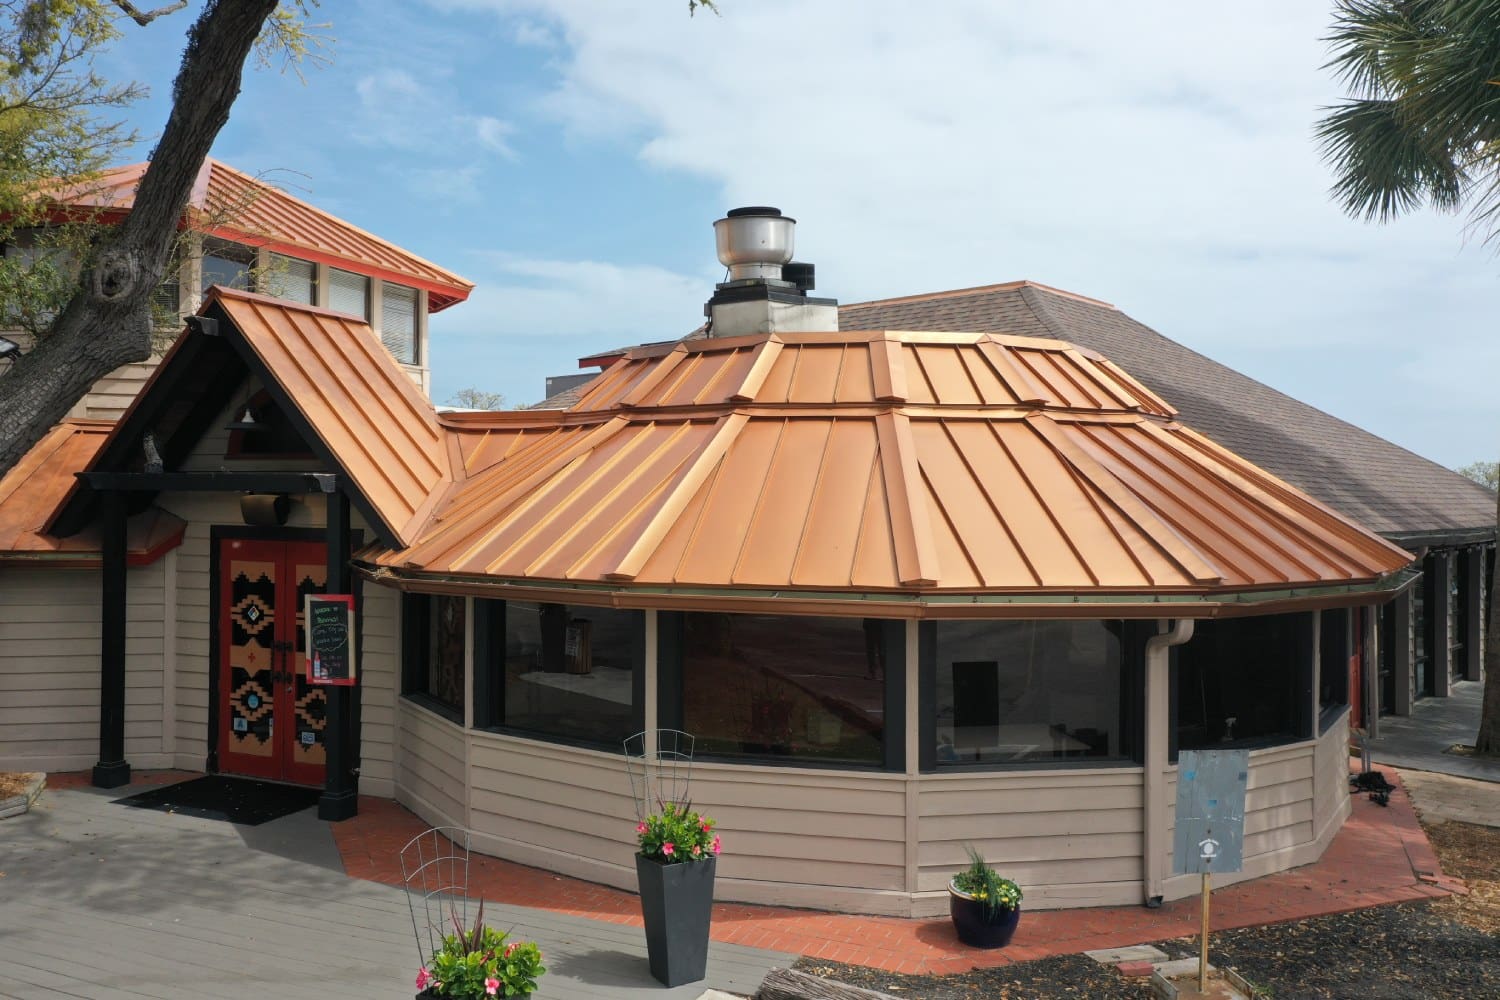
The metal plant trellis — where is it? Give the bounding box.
[623,729,696,819]
[401,826,472,970]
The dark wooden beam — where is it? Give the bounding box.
[1392,589,1413,716]
[81,471,338,493]
[319,490,359,821]
[1432,552,1452,698]
[1462,548,1484,682]
[92,490,131,789]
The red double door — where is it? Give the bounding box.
[218,538,328,786]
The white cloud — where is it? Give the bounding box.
[435,0,1500,465]
[471,115,519,159]
[448,253,710,340]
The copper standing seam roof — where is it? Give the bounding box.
[0,420,184,565]
[372,330,1413,599]
[210,289,452,544]
[46,160,474,311]
[839,281,1497,539]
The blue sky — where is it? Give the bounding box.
[96,1,1498,469]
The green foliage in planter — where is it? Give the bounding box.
[416,901,545,998]
[636,800,721,864]
[951,845,1022,919]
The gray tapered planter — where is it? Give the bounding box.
[635,853,715,987]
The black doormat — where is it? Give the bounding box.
[114,775,320,826]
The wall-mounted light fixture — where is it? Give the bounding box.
[240,493,290,526]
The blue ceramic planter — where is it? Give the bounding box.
[948,881,1021,948]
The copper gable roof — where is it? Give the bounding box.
[840,282,1496,540]
[212,290,451,542]
[373,331,1411,603]
[49,289,451,548]
[50,160,474,311]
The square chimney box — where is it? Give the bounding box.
[705,207,838,338]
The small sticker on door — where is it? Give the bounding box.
[301,731,316,746]
[233,718,248,733]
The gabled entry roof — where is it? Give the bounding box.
[372,331,1412,599]
[49,288,452,547]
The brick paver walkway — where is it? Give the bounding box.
[330,765,1465,976]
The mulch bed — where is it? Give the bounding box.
[793,815,1500,1000]
[796,901,1499,998]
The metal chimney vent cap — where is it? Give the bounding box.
[715,206,796,282]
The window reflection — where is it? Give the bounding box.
[681,613,885,765]
[934,620,1121,764]
[498,602,638,747]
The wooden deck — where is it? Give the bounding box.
[0,786,792,999]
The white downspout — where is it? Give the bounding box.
[1143,618,1194,906]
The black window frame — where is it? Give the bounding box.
[400,592,465,725]
[919,618,1144,774]
[1319,607,1351,734]
[473,599,646,752]
[1170,612,1316,760]
[658,611,906,772]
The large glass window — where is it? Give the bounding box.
[934,620,1122,765]
[1176,613,1311,751]
[402,594,466,719]
[481,601,640,748]
[329,267,370,321]
[200,237,255,292]
[381,282,418,364]
[680,613,886,766]
[1319,608,1350,731]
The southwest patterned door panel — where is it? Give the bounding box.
[286,547,329,785]
[218,538,328,787]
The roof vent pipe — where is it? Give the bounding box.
[714,207,795,282]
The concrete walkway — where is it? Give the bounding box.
[1366,680,1499,783]
[0,785,793,1000]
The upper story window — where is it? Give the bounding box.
[264,253,316,305]
[200,237,255,292]
[328,267,369,321]
[381,282,418,365]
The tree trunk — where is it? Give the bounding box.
[0,0,279,473]
[1477,484,1500,756]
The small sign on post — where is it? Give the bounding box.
[1173,749,1249,993]
[306,594,356,686]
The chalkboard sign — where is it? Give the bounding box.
[306,594,356,686]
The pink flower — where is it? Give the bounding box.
[711,834,722,855]
[504,942,517,958]
[701,821,710,832]
[692,844,702,857]
[415,967,434,990]
[636,821,647,834]
[485,976,501,995]
[662,842,675,856]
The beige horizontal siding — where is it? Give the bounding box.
[917,768,1143,896]
[0,562,167,771]
[73,360,158,421]
[396,701,466,828]
[358,581,398,797]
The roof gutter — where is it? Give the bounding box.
[1382,525,1495,549]
[356,565,1414,619]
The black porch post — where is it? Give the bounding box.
[319,489,359,821]
[92,490,131,788]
